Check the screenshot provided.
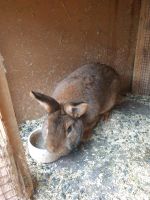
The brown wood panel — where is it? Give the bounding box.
[0,0,140,122]
[132,0,150,95]
[0,55,33,198]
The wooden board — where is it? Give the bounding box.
[0,55,33,199]
[132,0,150,95]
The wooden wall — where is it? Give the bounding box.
[133,0,150,95]
[0,0,140,122]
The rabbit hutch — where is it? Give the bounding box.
[0,0,150,200]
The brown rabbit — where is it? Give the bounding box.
[31,63,121,159]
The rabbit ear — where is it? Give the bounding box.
[64,102,88,118]
[30,91,60,113]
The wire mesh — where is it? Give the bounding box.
[0,145,18,200]
[0,117,32,200]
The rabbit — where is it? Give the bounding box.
[31,63,121,160]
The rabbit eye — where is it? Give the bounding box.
[67,126,72,134]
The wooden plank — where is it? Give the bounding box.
[0,55,33,199]
[132,0,150,95]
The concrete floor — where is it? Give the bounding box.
[19,94,150,200]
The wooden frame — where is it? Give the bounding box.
[0,55,33,200]
[132,0,150,95]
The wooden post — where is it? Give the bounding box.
[132,0,150,95]
[0,55,33,199]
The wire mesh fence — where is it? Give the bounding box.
[0,118,19,200]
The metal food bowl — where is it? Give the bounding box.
[28,128,60,163]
